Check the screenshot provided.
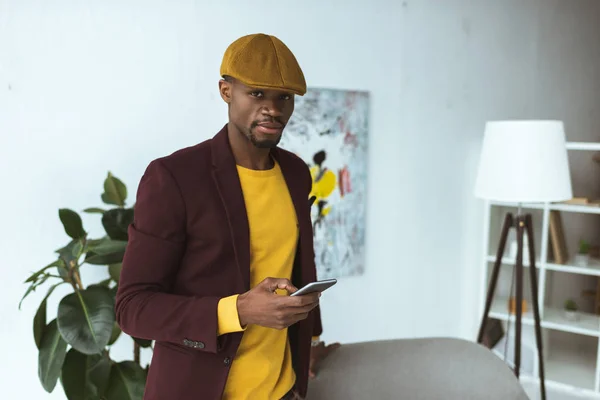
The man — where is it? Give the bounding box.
[115,33,339,400]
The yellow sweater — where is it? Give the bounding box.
[217,160,298,400]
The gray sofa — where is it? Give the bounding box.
[306,337,529,400]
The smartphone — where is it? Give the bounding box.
[290,279,337,297]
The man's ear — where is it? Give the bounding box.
[219,79,232,104]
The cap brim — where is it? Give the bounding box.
[224,76,305,96]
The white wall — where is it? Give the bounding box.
[1,0,600,398]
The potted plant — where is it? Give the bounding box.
[19,172,150,399]
[575,239,590,267]
[564,298,579,321]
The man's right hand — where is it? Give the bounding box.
[237,278,320,330]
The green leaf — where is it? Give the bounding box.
[19,273,50,309]
[90,354,112,396]
[133,337,152,348]
[38,319,68,393]
[108,323,121,345]
[58,239,84,270]
[105,361,146,400]
[33,282,66,349]
[102,208,134,241]
[109,263,122,282]
[85,238,105,248]
[59,209,86,239]
[83,237,109,250]
[57,264,69,280]
[84,208,106,214]
[85,252,125,266]
[25,260,63,283]
[33,299,46,350]
[88,239,128,255]
[101,172,128,207]
[57,286,115,355]
[61,348,111,400]
[85,239,127,265]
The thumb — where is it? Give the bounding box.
[264,278,297,293]
[268,278,298,293]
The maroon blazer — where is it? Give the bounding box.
[115,124,322,400]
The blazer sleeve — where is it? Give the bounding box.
[305,163,324,338]
[115,159,222,353]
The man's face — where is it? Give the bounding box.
[219,78,295,148]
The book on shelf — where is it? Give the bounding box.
[548,210,568,264]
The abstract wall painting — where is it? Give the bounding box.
[280,88,370,279]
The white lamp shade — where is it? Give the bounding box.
[474,120,573,203]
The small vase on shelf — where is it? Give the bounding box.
[564,298,579,321]
[574,253,589,267]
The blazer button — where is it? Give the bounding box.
[224,357,231,365]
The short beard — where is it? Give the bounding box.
[246,123,282,149]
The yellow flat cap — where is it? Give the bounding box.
[220,33,306,96]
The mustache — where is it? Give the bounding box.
[251,117,285,128]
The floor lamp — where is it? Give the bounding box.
[473,120,573,400]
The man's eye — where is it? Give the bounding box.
[251,91,263,97]
[281,94,291,100]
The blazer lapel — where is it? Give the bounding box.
[210,125,251,291]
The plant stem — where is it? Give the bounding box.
[67,270,78,291]
[66,261,84,291]
[134,341,140,365]
[73,270,84,291]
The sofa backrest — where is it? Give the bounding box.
[307,337,529,400]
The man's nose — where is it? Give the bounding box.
[262,99,283,118]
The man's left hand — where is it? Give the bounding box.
[309,341,341,379]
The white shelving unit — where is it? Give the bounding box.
[480,142,600,399]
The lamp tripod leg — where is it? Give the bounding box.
[477,213,513,344]
[477,212,545,399]
[524,214,546,400]
[515,217,525,378]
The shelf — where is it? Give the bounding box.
[546,258,600,277]
[489,297,600,337]
[488,254,600,277]
[546,344,597,391]
[550,203,600,215]
[566,142,600,151]
[542,308,600,337]
[482,142,600,396]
